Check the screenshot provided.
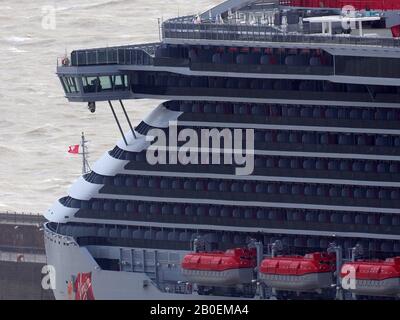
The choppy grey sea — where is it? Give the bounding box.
[0,0,220,213]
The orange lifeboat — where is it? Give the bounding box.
[181,248,256,286]
[259,252,336,292]
[341,257,400,297]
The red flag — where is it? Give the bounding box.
[68,145,79,154]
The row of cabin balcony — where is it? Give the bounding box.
[59,197,400,252]
[155,45,400,78]
[84,172,400,203]
[63,196,400,229]
[155,45,333,67]
[130,121,400,152]
[71,197,400,230]
[165,101,400,122]
[51,220,400,256]
[112,148,400,177]
[133,72,400,105]
[134,123,400,148]
[136,73,398,93]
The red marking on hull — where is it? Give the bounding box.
[74,272,95,300]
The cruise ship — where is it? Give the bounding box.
[45,0,400,300]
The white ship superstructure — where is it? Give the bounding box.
[45,0,400,300]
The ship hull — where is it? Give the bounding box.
[44,224,247,300]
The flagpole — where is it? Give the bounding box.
[80,132,90,175]
[81,132,86,175]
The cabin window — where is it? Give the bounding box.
[335,56,400,78]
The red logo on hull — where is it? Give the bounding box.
[74,272,95,300]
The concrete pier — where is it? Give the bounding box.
[0,212,54,300]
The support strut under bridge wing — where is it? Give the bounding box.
[108,100,138,146]
[119,99,137,139]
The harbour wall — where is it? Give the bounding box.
[0,212,54,300]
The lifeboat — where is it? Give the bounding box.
[340,257,400,297]
[181,248,256,286]
[259,252,335,292]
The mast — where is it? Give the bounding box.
[80,132,91,175]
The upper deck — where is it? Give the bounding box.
[55,0,400,104]
[63,0,400,70]
[161,0,400,49]
[162,16,400,49]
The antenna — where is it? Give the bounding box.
[80,132,91,175]
[158,18,161,41]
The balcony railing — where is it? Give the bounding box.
[66,42,160,67]
[162,20,400,48]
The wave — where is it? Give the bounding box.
[56,0,130,12]
[24,124,63,137]
[41,178,65,183]
[0,119,15,128]
[0,145,18,155]
[7,46,27,53]
[3,36,32,44]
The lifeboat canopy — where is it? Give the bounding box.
[259,252,336,292]
[341,257,400,297]
[181,248,256,286]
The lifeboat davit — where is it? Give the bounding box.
[181,248,256,286]
[259,252,336,292]
[341,257,400,297]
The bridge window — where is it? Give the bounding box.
[82,75,128,93]
[99,76,112,90]
[61,76,79,94]
[83,76,100,93]
[112,75,128,91]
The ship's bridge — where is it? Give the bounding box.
[56,0,400,104]
[57,43,158,102]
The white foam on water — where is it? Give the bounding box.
[56,0,128,12]
[0,0,221,213]
[8,47,28,53]
[4,36,32,43]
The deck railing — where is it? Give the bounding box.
[68,42,160,67]
[0,250,46,264]
[0,211,45,225]
[60,20,400,69]
[162,20,400,48]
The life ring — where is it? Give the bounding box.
[17,254,24,262]
[62,57,70,66]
